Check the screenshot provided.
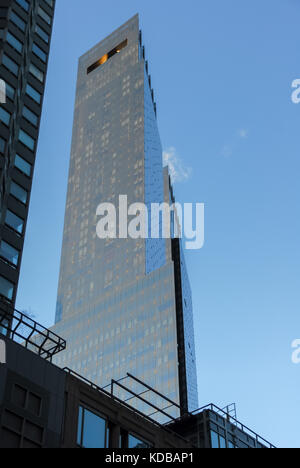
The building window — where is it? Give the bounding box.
[26,84,41,104]
[128,434,151,448]
[0,275,14,300]
[10,181,28,204]
[29,63,44,83]
[210,430,227,449]
[6,31,23,53]
[2,54,19,76]
[6,83,15,101]
[77,406,108,448]
[19,129,35,151]
[15,0,29,12]
[32,43,47,63]
[44,0,54,7]
[0,107,11,126]
[5,209,24,234]
[10,10,26,32]
[38,6,52,25]
[22,105,38,126]
[0,241,19,266]
[35,24,49,44]
[14,154,32,176]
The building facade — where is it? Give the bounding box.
[51,15,198,415]
[0,0,55,308]
[0,315,275,448]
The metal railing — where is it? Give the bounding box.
[0,297,66,361]
[190,403,276,449]
[63,368,195,447]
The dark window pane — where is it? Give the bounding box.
[0,240,19,265]
[28,393,42,417]
[15,0,29,12]
[35,24,49,43]
[38,6,51,25]
[32,43,47,62]
[15,154,31,176]
[10,181,28,203]
[12,385,27,408]
[0,274,14,299]
[5,209,24,234]
[19,129,35,150]
[0,107,10,125]
[6,83,15,100]
[29,63,44,82]
[26,84,41,103]
[23,105,38,126]
[10,10,26,31]
[2,54,19,76]
[6,31,23,53]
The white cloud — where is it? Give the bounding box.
[163,147,192,184]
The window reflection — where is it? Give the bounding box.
[77,406,108,448]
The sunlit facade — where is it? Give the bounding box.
[52,15,198,416]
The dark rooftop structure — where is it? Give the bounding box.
[0,303,275,449]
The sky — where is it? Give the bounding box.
[16,0,300,448]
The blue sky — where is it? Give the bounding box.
[16,0,300,448]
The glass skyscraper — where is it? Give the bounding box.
[52,15,198,416]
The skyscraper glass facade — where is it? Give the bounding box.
[52,15,198,415]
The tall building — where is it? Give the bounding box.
[0,0,56,308]
[52,15,198,415]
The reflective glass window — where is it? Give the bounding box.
[6,83,15,101]
[32,43,46,62]
[38,7,51,25]
[23,105,38,126]
[0,275,14,300]
[128,434,151,448]
[2,54,19,75]
[14,154,31,176]
[77,406,107,448]
[0,107,10,126]
[5,209,24,234]
[6,31,22,53]
[26,84,41,103]
[211,430,219,449]
[0,241,19,266]
[19,129,35,150]
[29,63,44,82]
[15,0,29,12]
[35,24,49,43]
[10,181,28,204]
[10,10,26,31]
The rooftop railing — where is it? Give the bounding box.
[0,296,66,361]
